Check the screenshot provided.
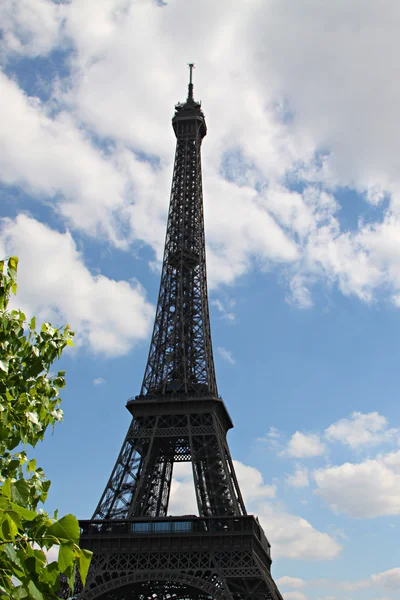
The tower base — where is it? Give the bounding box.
[78,517,283,600]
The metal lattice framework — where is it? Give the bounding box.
[79,66,284,600]
[141,66,216,400]
[92,405,246,520]
[78,517,283,600]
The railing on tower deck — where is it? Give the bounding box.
[79,515,271,558]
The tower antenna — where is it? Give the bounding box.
[187,62,195,100]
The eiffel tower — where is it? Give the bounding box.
[79,65,284,600]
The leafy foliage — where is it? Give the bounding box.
[0,257,92,599]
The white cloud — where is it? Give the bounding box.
[0,215,153,356]
[267,427,281,440]
[277,577,305,589]
[211,299,235,322]
[288,274,313,309]
[286,467,309,488]
[257,1,400,197]
[5,0,400,307]
[257,426,282,450]
[276,568,400,596]
[371,568,400,590]
[283,432,326,459]
[336,578,370,591]
[314,449,400,518]
[169,460,340,560]
[233,462,340,560]
[257,503,341,560]
[6,0,400,306]
[1,0,304,292]
[233,461,276,502]
[325,411,399,449]
[168,463,197,516]
[217,346,236,365]
[333,567,400,592]
[204,178,299,288]
[282,592,307,600]
[0,72,136,248]
[0,0,65,58]
[93,377,106,386]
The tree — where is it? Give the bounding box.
[0,257,91,599]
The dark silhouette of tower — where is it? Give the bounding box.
[79,65,284,600]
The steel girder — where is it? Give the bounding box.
[92,407,246,520]
[140,108,216,399]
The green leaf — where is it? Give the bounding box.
[4,543,24,576]
[10,502,37,521]
[41,480,51,493]
[0,496,9,509]
[8,434,21,451]
[2,513,18,541]
[27,459,36,474]
[47,514,80,544]
[58,541,74,574]
[0,425,9,441]
[40,560,60,587]
[11,479,30,507]
[0,358,9,373]
[1,478,12,499]
[8,256,19,272]
[11,585,27,600]
[7,510,22,530]
[77,547,92,585]
[8,459,21,472]
[27,580,44,600]
[0,256,79,598]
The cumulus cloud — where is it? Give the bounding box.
[93,377,106,386]
[5,0,400,306]
[257,504,340,560]
[276,577,305,589]
[0,0,66,58]
[282,432,326,459]
[53,0,400,305]
[286,467,309,488]
[0,215,153,356]
[168,463,197,516]
[314,450,400,518]
[0,72,135,247]
[276,568,400,596]
[282,593,307,600]
[371,568,400,590]
[235,463,340,560]
[168,460,340,560]
[233,461,276,502]
[325,411,399,449]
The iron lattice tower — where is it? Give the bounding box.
[78,66,284,600]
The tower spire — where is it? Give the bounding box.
[187,62,194,101]
[140,63,212,398]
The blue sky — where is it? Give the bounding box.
[1,1,400,599]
